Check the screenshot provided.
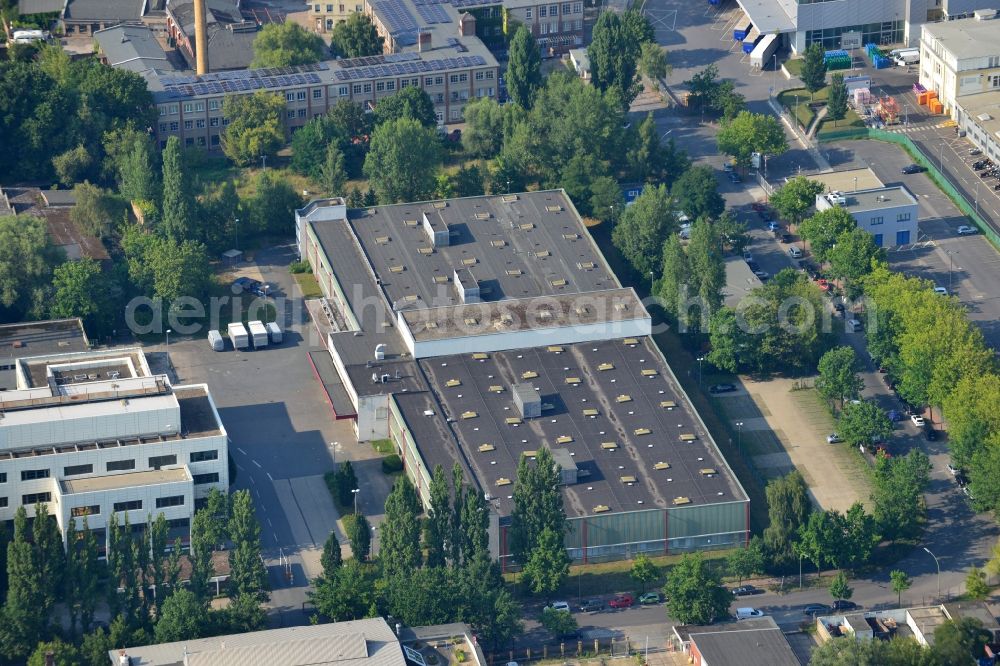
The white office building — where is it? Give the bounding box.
[815,185,919,247]
[0,329,228,546]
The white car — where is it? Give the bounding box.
[947,464,960,476]
[957,225,977,235]
[910,414,926,427]
[788,246,803,258]
[549,601,570,613]
[827,433,843,444]
[753,270,769,280]
[933,287,948,295]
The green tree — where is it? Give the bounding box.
[221,91,285,167]
[966,566,989,600]
[716,210,749,254]
[197,179,240,252]
[228,490,268,602]
[380,476,424,579]
[829,571,853,602]
[424,465,451,568]
[330,13,384,58]
[453,164,486,198]
[53,144,95,186]
[321,530,343,576]
[364,117,442,203]
[658,233,689,320]
[817,346,864,409]
[374,86,437,128]
[27,639,81,666]
[838,399,892,448]
[840,502,880,570]
[479,588,523,652]
[79,627,112,666]
[246,169,302,236]
[344,513,372,561]
[506,25,542,109]
[800,43,827,99]
[309,559,378,620]
[684,216,725,333]
[684,64,720,113]
[768,176,824,225]
[2,507,46,662]
[154,588,209,643]
[291,116,337,180]
[385,567,458,626]
[0,214,58,318]
[827,72,848,126]
[33,503,65,610]
[611,183,676,278]
[540,607,578,639]
[160,136,196,242]
[639,41,670,82]
[509,447,567,565]
[716,110,788,169]
[335,461,360,508]
[462,97,509,158]
[762,470,812,569]
[671,165,724,220]
[827,227,885,286]
[558,152,612,216]
[662,553,732,625]
[943,374,1000,467]
[589,176,623,222]
[809,636,928,665]
[798,206,856,263]
[71,182,127,239]
[144,236,212,302]
[726,535,765,585]
[588,9,654,108]
[630,553,660,593]
[890,569,910,607]
[522,526,570,599]
[115,129,160,203]
[871,450,931,542]
[251,21,326,68]
[50,258,118,337]
[460,485,490,562]
[320,143,348,196]
[188,508,216,602]
[629,113,665,183]
[931,617,991,665]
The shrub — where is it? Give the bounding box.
[381,454,403,474]
[290,260,312,274]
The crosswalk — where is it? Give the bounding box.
[881,121,957,134]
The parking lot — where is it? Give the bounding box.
[160,244,393,618]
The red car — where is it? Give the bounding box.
[816,279,831,292]
[609,594,634,609]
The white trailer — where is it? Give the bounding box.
[12,29,47,43]
[248,320,268,349]
[228,322,249,350]
[750,33,779,71]
[266,321,282,344]
[208,329,224,351]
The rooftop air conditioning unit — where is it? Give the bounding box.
[974,8,997,20]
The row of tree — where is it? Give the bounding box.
[0,489,268,663]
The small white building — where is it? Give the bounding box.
[919,11,1000,119]
[569,48,591,80]
[814,185,919,248]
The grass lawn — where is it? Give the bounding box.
[371,439,395,454]
[778,88,827,131]
[818,108,866,136]
[293,272,323,299]
[784,58,803,77]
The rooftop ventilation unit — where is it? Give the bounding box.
[453,268,480,303]
[974,8,997,20]
[826,191,847,206]
[512,382,541,419]
[422,210,450,247]
[550,447,578,485]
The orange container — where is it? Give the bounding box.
[917,92,930,105]
[930,101,944,114]
[927,90,939,101]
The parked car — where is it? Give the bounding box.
[970,148,983,156]
[639,592,663,605]
[232,276,261,294]
[924,423,938,441]
[780,233,792,243]
[803,604,831,616]
[731,585,763,597]
[910,414,926,427]
[933,286,948,295]
[549,601,570,613]
[826,433,843,444]
[956,473,969,488]
[901,164,926,174]
[957,225,977,235]
[736,608,765,620]
[609,594,634,609]
[788,246,803,258]
[947,464,960,476]
[728,172,743,183]
[833,302,846,315]
[832,600,859,611]
[753,270,769,281]
[767,221,781,232]
[709,383,737,394]
[580,599,604,612]
[848,318,864,332]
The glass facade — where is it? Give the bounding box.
[805,20,903,50]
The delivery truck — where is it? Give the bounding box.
[266,321,283,344]
[228,322,249,350]
[894,49,919,66]
[248,320,268,349]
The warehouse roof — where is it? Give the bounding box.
[398,288,648,342]
[61,466,189,494]
[404,336,745,517]
[346,191,615,309]
[111,617,406,666]
[922,16,1000,62]
[94,23,173,74]
[64,0,144,22]
[682,618,799,666]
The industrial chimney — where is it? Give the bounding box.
[194,0,209,75]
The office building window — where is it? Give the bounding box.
[459,73,468,82]
[338,85,349,96]
[184,120,193,129]
[435,76,444,85]
[476,71,484,80]
[183,102,194,113]
[297,109,307,118]
[991,75,1000,89]
[353,84,363,94]
[327,3,333,10]
[113,500,142,512]
[401,79,410,88]
[64,464,93,477]
[22,492,51,505]
[550,4,558,13]
[287,110,296,119]
[313,89,323,99]
[297,91,307,101]
[184,136,193,145]
[286,92,296,102]
[435,93,444,103]
[525,8,531,18]
[159,123,168,133]
[71,505,100,517]
[0,498,7,508]
[870,216,884,225]
[363,83,372,93]
[450,74,459,84]
[314,3,320,11]
[223,117,230,126]
[159,106,169,116]
[194,101,204,112]
[149,454,177,470]
[562,2,570,12]
[209,99,219,110]
[169,122,179,131]
[191,450,219,462]
[486,70,494,79]
[107,459,135,471]
[210,117,219,127]
[897,212,911,222]
[156,495,185,509]
[211,134,220,146]
[386,81,395,91]
[0,473,6,483]
[539,5,546,16]
[169,104,178,115]
[425,76,434,86]
[196,119,205,128]
[376,81,385,92]
[572,2,582,11]
[197,136,206,146]
[193,472,220,485]
[21,469,50,481]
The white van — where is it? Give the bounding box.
[848,318,863,332]
[736,608,765,620]
[788,246,803,259]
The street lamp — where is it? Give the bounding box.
[234,217,240,252]
[736,421,744,454]
[697,356,705,388]
[923,547,941,600]
[261,154,267,171]
[352,488,360,515]
[166,328,172,346]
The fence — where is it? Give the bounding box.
[816,128,1000,249]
